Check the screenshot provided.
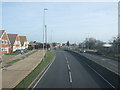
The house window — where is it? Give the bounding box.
[1,40,8,44]
[0,48,4,51]
[5,40,8,44]
[2,40,4,44]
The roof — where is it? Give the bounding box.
[0,30,5,38]
[103,43,112,47]
[19,36,27,46]
[7,34,18,46]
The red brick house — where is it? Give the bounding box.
[0,30,11,54]
[7,34,21,52]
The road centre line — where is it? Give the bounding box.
[67,64,70,70]
[69,71,72,83]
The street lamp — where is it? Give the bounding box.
[43,8,48,61]
[45,24,47,52]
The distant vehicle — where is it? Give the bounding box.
[79,49,86,53]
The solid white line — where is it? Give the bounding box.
[67,64,70,70]
[69,71,72,83]
[32,55,56,89]
[86,63,115,88]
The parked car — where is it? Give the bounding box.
[13,49,27,54]
[13,49,24,54]
[22,49,28,53]
[79,49,86,53]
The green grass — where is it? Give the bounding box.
[4,53,19,55]
[6,59,21,65]
[103,54,120,60]
[6,50,37,65]
[15,51,55,88]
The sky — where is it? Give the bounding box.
[0,2,118,43]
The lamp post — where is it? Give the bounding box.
[45,25,47,54]
[43,8,48,61]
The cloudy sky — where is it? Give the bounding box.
[0,2,118,43]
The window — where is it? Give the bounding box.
[2,40,4,44]
[1,40,8,44]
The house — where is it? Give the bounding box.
[19,36,29,49]
[0,30,11,54]
[7,34,21,52]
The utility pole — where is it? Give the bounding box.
[51,30,53,51]
[45,25,47,56]
[43,8,48,61]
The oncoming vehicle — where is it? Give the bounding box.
[79,49,86,53]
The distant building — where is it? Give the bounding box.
[0,30,11,54]
[7,34,21,52]
[102,43,112,48]
[19,36,29,49]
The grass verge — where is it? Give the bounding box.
[102,54,120,60]
[4,53,19,55]
[15,51,55,88]
[6,50,37,65]
[6,59,21,65]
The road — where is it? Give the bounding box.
[35,49,113,88]
[80,53,118,74]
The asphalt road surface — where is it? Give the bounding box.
[35,49,113,88]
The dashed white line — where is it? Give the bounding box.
[64,53,73,84]
[65,56,67,60]
[67,64,70,70]
[67,60,69,64]
[69,71,72,83]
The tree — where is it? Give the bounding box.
[84,37,103,49]
[67,41,70,47]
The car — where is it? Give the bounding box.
[79,49,86,53]
[22,49,28,53]
[13,49,27,54]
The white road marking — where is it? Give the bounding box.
[64,53,72,83]
[67,64,70,70]
[67,60,69,64]
[32,55,56,89]
[65,56,67,60]
[86,63,115,88]
[69,71,72,83]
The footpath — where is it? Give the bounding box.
[2,50,45,88]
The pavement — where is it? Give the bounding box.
[2,50,45,88]
[35,49,113,88]
[2,50,36,66]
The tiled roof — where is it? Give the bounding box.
[7,34,18,46]
[0,30,5,38]
[19,36,27,46]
